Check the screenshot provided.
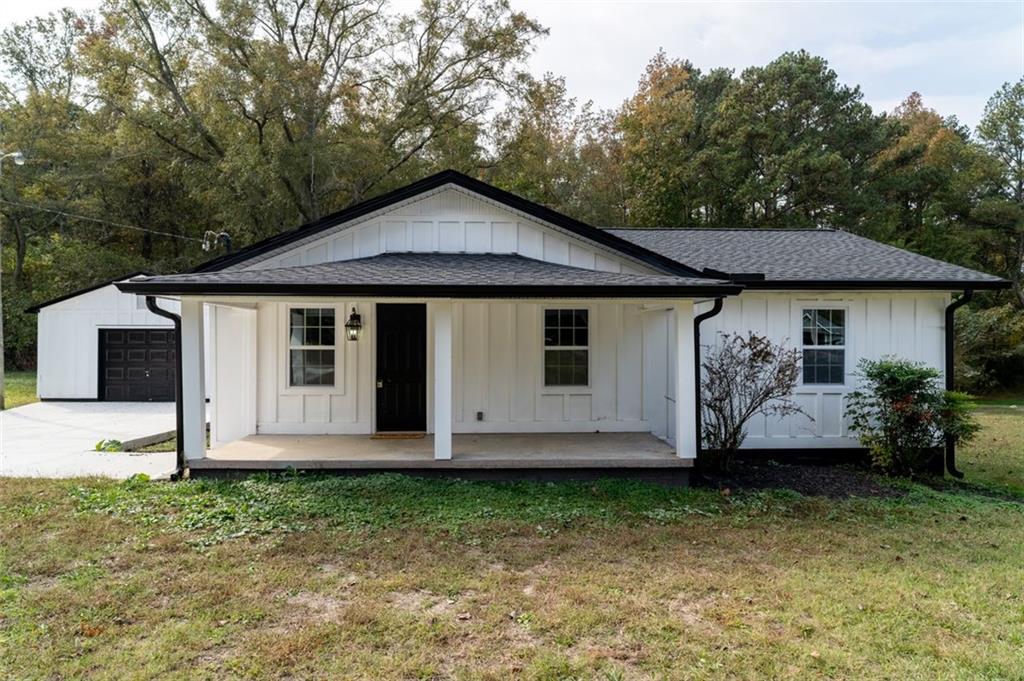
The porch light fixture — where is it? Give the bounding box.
[344,307,362,341]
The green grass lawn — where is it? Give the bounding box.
[2,409,1023,679]
[3,370,37,409]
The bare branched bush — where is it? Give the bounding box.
[700,332,806,470]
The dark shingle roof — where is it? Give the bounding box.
[118,253,739,297]
[605,228,1008,289]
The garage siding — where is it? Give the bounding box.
[36,283,211,400]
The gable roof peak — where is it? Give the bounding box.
[191,171,709,278]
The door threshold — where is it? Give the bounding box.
[370,432,427,440]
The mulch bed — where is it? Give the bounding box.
[694,461,906,499]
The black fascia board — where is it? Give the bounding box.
[189,170,709,278]
[116,281,745,298]
[740,278,1011,291]
[25,271,154,313]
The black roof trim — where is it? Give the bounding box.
[117,282,744,298]
[742,279,1011,291]
[25,271,154,313]
[191,170,708,278]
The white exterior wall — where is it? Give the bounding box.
[698,291,948,449]
[208,290,951,451]
[242,187,653,275]
[37,284,212,400]
[36,285,175,399]
[209,305,258,447]
[242,299,651,437]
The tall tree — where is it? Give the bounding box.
[871,93,1000,264]
[976,79,1024,306]
[84,0,544,243]
[709,50,897,229]
[616,53,736,227]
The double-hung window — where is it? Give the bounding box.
[289,307,336,387]
[543,309,589,387]
[801,308,846,385]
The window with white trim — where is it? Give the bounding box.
[802,308,845,385]
[288,307,336,386]
[544,309,589,387]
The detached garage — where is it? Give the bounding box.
[27,273,206,402]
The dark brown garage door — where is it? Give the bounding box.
[99,329,176,401]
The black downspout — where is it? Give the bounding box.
[693,298,725,458]
[145,296,185,481]
[944,289,973,479]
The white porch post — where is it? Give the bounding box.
[180,299,207,461]
[675,300,697,459]
[433,301,453,460]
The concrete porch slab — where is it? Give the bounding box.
[194,432,689,470]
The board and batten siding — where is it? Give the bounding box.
[240,187,652,275]
[665,291,946,449]
[36,284,175,399]
[210,291,950,450]
[240,300,651,437]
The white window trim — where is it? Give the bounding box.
[800,305,848,387]
[282,304,340,393]
[541,305,592,393]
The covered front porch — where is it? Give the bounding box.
[175,295,702,470]
[191,432,686,472]
[120,252,743,477]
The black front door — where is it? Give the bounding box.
[376,303,427,431]
[99,328,176,401]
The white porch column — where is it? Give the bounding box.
[675,300,697,459]
[180,299,207,461]
[433,301,453,460]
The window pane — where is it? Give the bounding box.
[321,327,335,346]
[290,309,305,327]
[290,327,304,345]
[803,348,844,385]
[544,308,589,349]
[290,347,335,386]
[544,349,588,386]
[321,309,335,327]
[305,309,319,326]
[304,328,320,346]
[803,309,845,347]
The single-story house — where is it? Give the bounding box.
[116,170,1008,480]
[27,275,211,402]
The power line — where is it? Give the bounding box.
[0,197,205,243]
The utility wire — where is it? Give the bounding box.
[0,197,204,243]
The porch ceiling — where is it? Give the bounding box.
[194,432,688,470]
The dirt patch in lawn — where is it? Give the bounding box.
[695,461,905,499]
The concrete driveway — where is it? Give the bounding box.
[0,402,177,479]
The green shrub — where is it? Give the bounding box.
[846,358,981,476]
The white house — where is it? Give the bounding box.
[117,171,1008,480]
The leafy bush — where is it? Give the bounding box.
[846,358,981,476]
[700,332,805,470]
[94,439,124,452]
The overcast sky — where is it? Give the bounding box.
[2,0,1021,128]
